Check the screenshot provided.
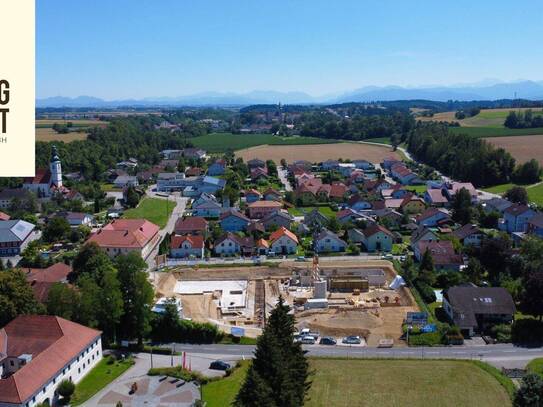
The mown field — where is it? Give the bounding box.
[451,126,543,138]
[35,118,108,142]
[203,359,512,407]
[36,127,88,142]
[124,197,174,228]
[483,181,543,206]
[36,119,109,128]
[191,132,337,153]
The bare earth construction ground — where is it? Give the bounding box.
[236,142,399,164]
[484,135,543,165]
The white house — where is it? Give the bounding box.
[170,235,204,258]
[0,315,102,407]
[359,224,394,252]
[315,229,347,253]
[269,227,299,254]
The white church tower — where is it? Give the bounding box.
[50,145,62,188]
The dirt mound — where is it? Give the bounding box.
[297,308,383,338]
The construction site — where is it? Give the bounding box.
[151,258,419,346]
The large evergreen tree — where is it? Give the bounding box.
[235,297,311,407]
[451,187,472,225]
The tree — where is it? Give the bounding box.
[150,298,181,342]
[0,269,44,326]
[47,283,80,320]
[115,253,154,346]
[57,379,75,402]
[235,297,311,406]
[125,186,140,208]
[514,373,543,407]
[464,257,484,285]
[505,186,529,205]
[451,187,472,224]
[72,242,109,280]
[519,269,543,320]
[513,159,541,184]
[43,217,71,242]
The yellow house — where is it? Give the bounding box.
[400,196,426,214]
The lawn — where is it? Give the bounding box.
[191,132,337,153]
[71,357,135,406]
[481,182,543,206]
[124,197,174,228]
[287,206,336,217]
[406,184,428,194]
[482,183,518,194]
[306,359,512,407]
[527,358,543,378]
[203,360,250,407]
[201,359,512,407]
[450,126,543,138]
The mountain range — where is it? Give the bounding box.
[37,80,543,108]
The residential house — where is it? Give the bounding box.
[247,200,283,219]
[0,315,102,407]
[483,197,513,214]
[378,209,403,227]
[214,233,255,256]
[220,209,250,232]
[348,194,372,211]
[416,240,463,271]
[336,208,365,224]
[353,160,374,170]
[390,163,417,185]
[304,208,329,229]
[338,163,356,177]
[263,188,282,201]
[250,167,269,182]
[499,204,537,233]
[452,224,485,247]
[384,198,404,211]
[199,176,227,195]
[247,221,265,234]
[442,182,478,203]
[315,229,347,253]
[192,199,223,218]
[261,210,294,231]
[244,189,262,203]
[329,183,348,202]
[185,167,203,177]
[24,263,73,303]
[207,159,227,176]
[170,235,204,258]
[58,212,94,227]
[269,227,299,254]
[174,216,208,235]
[160,149,183,159]
[182,148,207,160]
[192,192,217,207]
[415,208,451,227]
[443,285,515,337]
[247,158,266,169]
[527,213,543,238]
[400,195,426,214]
[382,157,402,170]
[0,188,34,210]
[256,238,270,255]
[0,220,35,256]
[321,159,339,170]
[410,225,439,248]
[87,219,160,260]
[424,189,449,207]
[359,224,394,252]
[364,179,393,194]
[113,175,139,189]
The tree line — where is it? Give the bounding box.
[407,122,526,187]
[504,109,543,129]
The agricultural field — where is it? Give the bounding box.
[236,142,399,164]
[124,197,174,228]
[484,135,543,165]
[36,127,88,142]
[35,119,109,128]
[191,132,337,153]
[451,126,543,138]
[306,359,512,407]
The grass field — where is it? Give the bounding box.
[124,197,174,228]
[36,127,88,142]
[71,358,134,406]
[482,181,543,206]
[203,361,250,407]
[306,359,511,407]
[287,206,336,217]
[482,183,518,194]
[190,132,337,152]
[36,119,109,128]
[450,126,543,138]
[527,358,543,377]
[202,359,512,407]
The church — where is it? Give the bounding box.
[23,145,71,198]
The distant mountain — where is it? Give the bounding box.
[36,80,543,108]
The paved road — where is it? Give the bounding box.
[167,343,543,369]
[278,165,293,191]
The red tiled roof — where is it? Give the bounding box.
[170,234,204,249]
[269,226,299,244]
[244,188,262,196]
[329,183,347,198]
[0,211,10,221]
[87,219,159,249]
[248,200,282,208]
[256,238,269,248]
[220,209,250,222]
[418,240,463,266]
[426,188,449,203]
[24,263,72,284]
[23,168,51,184]
[0,316,101,404]
[416,207,449,223]
[174,216,208,233]
[185,167,202,176]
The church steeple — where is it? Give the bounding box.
[50,145,62,187]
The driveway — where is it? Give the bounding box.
[278,166,292,191]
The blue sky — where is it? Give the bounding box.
[37,0,543,99]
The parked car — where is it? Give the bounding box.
[319,336,337,345]
[342,336,362,345]
[295,256,307,262]
[209,360,231,370]
[381,254,393,260]
[301,335,316,345]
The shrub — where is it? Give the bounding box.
[490,324,512,343]
[414,280,436,303]
[57,379,75,401]
[512,319,543,346]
